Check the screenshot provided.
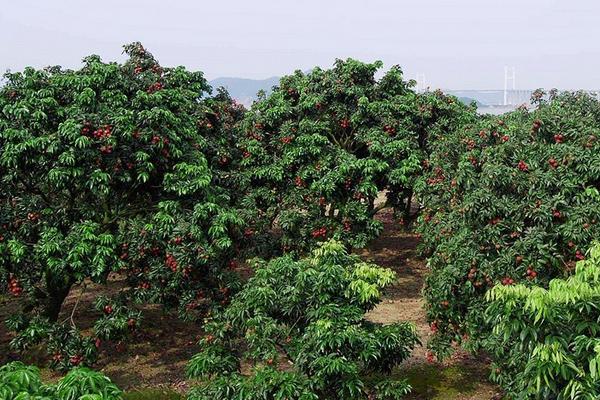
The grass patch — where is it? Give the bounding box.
[366,362,489,400]
[403,364,479,398]
[123,388,183,400]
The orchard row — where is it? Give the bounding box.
[1,43,599,399]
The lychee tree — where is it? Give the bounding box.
[198,87,246,187]
[0,43,244,369]
[186,240,420,400]
[235,59,475,254]
[485,243,600,399]
[416,91,600,359]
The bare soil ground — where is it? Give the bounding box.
[361,209,498,399]
[0,208,499,398]
[0,277,199,393]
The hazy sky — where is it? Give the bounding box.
[1,0,598,90]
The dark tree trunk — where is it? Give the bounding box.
[403,190,413,222]
[42,274,73,322]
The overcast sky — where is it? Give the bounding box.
[1,0,598,90]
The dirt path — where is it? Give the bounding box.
[360,209,498,400]
[0,208,498,398]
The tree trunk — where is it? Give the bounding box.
[403,190,413,223]
[42,274,73,322]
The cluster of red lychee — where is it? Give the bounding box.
[552,209,562,219]
[343,220,352,232]
[426,176,444,185]
[147,82,163,93]
[430,321,438,333]
[27,212,40,222]
[466,266,492,288]
[426,351,436,363]
[464,138,476,150]
[501,276,515,285]
[139,281,151,290]
[80,121,93,135]
[517,160,529,171]
[548,158,559,169]
[525,267,537,279]
[339,119,350,129]
[100,145,113,154]
[8,277,23,296]
[467,267,478,281]
[383,125,395,135]
[69,354,83,366]
[311,227,327,238]
[280,136,293,144]
[468,155,478,166]
[295,176,305,187]
[344,178,353,190]
[165,253,178,272]
[93,125,112,140]
[127,318,137,329]
[247,131,262,141]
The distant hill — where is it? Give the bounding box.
[208,75,529,110]
[456,96,485,107]
[209,76,280,106]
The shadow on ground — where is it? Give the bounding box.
[0,208,498,399]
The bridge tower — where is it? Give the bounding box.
[416,73,426,93]
[504,66,516,105]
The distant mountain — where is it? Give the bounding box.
[209,75,526,110]
[209,76,280,106]
[456,96,485,107]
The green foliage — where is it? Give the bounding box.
[485,243,600,399]
[0,361,122,400]
[416,91,600,357]
[0,43,244,369]
[0,362,43,399]
[6,316,99,372]
[187,240,420,399]
[234,59,475,253]
[92,295,142,341]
